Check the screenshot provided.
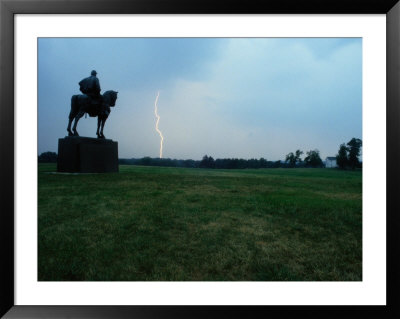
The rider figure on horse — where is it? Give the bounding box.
[79,70,102,115]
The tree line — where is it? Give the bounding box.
[38,137,362,170]
[119,156,288,169]
[38,151,57,163]
[285,149,324,168]
[283,138,362,169]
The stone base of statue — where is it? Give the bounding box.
[57,136,119,173]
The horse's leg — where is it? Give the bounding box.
[72,111,85,136]
[100,116,107,138]
[96,117,101,138]
[67,118,74,136]
[67,99,77,136]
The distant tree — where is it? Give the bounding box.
[335,138,362,170]
[336,144,349,169]
[38,151,57,163]
[199,155,208,168]
[208,156,215,168]
[273,160,282,168]
[247,158,258,169]
[347,138,362,169]
[285,149,303,167]
[238,158,247,169]
[285,153,295,166]
[259,157,268,168]
[183,159,197,168]
[200,155,215,168]
[304,149,323,168]
[140,156,152,166]
[230,158,239,169]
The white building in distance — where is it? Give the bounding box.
[325,157,337,168]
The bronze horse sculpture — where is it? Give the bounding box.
[67,90,118,138]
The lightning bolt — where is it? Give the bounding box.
[154,91,164,158]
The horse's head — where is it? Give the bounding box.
[103,90,118,106]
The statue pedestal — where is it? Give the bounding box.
[57,136,119,173]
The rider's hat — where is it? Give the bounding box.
[91,70,97,76]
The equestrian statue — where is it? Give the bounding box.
[67,70,118,138]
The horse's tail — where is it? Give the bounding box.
[69,95,79,120]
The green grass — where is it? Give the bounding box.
[38,164,362,281]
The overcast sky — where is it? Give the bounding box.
[38,38,362,161]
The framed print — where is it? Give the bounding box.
[1,0,400,318]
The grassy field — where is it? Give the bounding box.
[38,164,362,281]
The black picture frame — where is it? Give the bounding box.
[1,0,399,318]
